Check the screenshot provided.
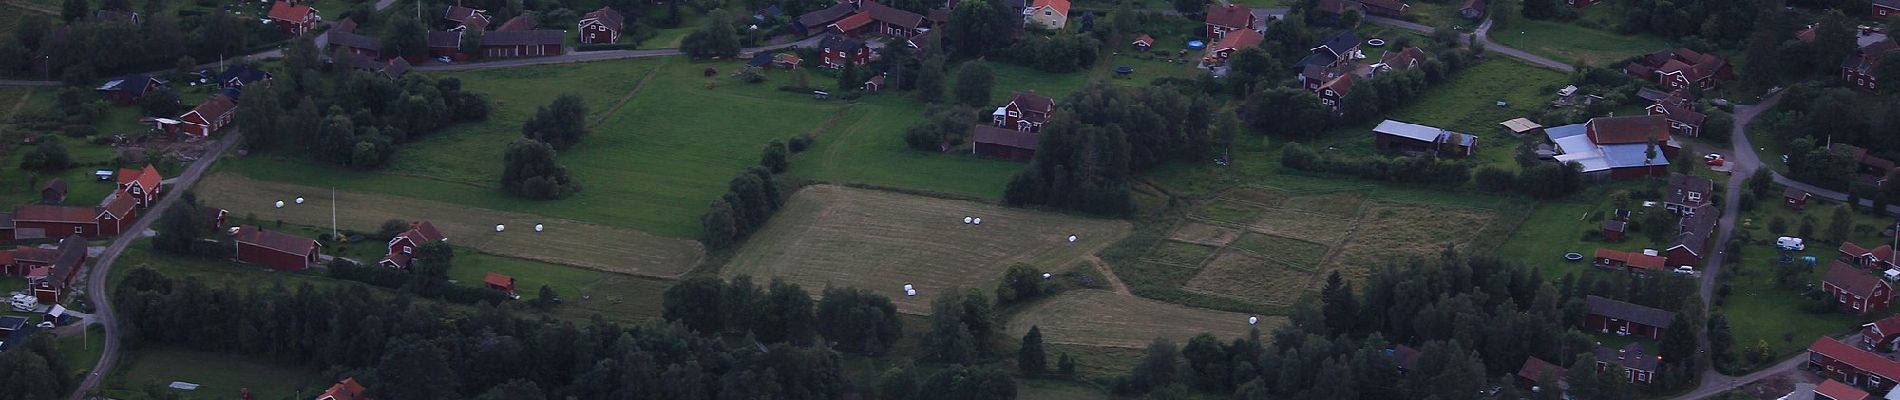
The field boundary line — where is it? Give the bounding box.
[587,57,670,130]
[811,105,859,173]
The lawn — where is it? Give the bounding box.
[1305,57,1570,172]
[1004,289,1267,348]
[194,173,705,278]
[788,96,1026,200]
[106,347,327,400]
[723,184,1131,314]
[55,323,104,376]
[1494,181,1688,278]
[1488,18,1672,67]
[1718,245,1864,370]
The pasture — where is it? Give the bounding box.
[1110,186,1510,311]
[1488,18,1670,67]
[107,348,326,399]
[193,173,704,278]
[1004,290,1269,349]
[722,184,1131,314]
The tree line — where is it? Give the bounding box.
[0,4,281,85]
[1003,82,1224,214]
[238,38,491,169]
[113,268,859,400]
[1105,251,1705,399]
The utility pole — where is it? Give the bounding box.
[330,188,337,241]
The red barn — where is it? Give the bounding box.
[484,272,517,296]
[578,7,625,44]
[1601,220,1626,242]
[972,125,1038,160]
[1786,187,1812,210]
[379,221,446,269]
[1583,295,1674,339]
[444,5,492,31]
[1878,0,1900,19]
[266,0,321,36]
[173,94,237,138]
[13,205,101,238]
[116,164,163,207]
[1810,337,1900,392]
[427,31,465,61]
[1592,248,1665,274]
[480,30,565,58]
[234,226,319,271]
[1824,261,1892,315]
[1204,4,1254,40]
[1594,344,1659,384]
[22,236,87,303]
[991,91,1054,133]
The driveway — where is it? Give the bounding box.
[65,130,243,400]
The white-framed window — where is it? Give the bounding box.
[73,227,82,233]
[1687,192,1702,202]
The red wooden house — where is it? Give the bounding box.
[1878,0,1900,19]
[828,1,926,38]
[484,272,517,296]
[1594,343,1659,385]
[1843,242,1900,270]
[1861,314,1900,352]
[1817,379,1873,400]
[1204,4,1254,40]
[1583,295,1674,339]
[1202,28,1264,66]
[234,226,320,271]
[480,30,566,58]
[95,193,136,236]
[991,91,1054,133]
[972,125,1038,160]
[818,35,871,69]
[1786,187,1812,210]
[379,221,446,269]
[317,377,370,400]
[1132,34,1154,51]
[266,0,321,36]
[1601,220,1626,242]
[172,94,237,138]
[1623,48,1733,90]
[1645,90,1705,138]
[578,7,625,44]
[22,236,87,303]
[1824,262,1892,315]
[1592,248,1665,274]
[324,29,385,60]
[1844,39,1899,92]
[116,164,162,208]
[1810,337,1900,392]
[95,74,163,106]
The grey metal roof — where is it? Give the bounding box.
[1372,119,1448,143]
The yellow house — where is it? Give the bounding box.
[1023,0,1070,30]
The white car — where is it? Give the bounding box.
[435,56,453,64]
[35,321,52,328]
[1703,153,1722,161]
[1673,266,1695,275]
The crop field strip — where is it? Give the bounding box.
[1005,290,1273,349]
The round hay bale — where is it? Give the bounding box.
[273,200,284,208]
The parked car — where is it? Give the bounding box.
[1673,266,1695,275]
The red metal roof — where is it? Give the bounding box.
[319,378,369,400]
[100,192,135,218]
[1845,242,1871,257]
[1210,28,1264,52]
[1812,337,1900,382]
[484,272,513,288]
[496,14,537,31]
[116,164,162,192]
[830,12,873,31]
[1031,0,1070,15]
[235,226,318,255]
[1516,356,1561,381]
[14,204,98,224]
[1204,4,1252,28]
[1133,34,1154,46]
[1817,379,1871,400]
[1586,115,1671,145]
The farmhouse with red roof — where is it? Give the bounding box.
[1810,337,1900,392]
[267,0,321,36]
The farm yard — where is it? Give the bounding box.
[722,184,1131,314]
[192,173,705,278]
[1004,290,1268,349]
[1109,186,1515,312]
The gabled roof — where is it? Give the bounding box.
[1666,174,1713,201]
[235,225,319,255]
[1316,30,1360,57]
[1499,118,1542,134]
[1211,28,1264,52]
[1594,248,1665,271]
[1651,96,1705,126]
[1133,34,1154,46]
[820,35,867,52]
[1205,4,1252,28]
[99,192,135,219]
[796,2,857,29]
[1594,343,1660,372]
[1845,241,1871,257]
[482,30,564,46]
[326,30,383,51]
[383,57,411,79]
[483,272,514,287]
[445,5,489,23]
[1320,73,1355,96]
[1379,47,1426,70]
[1586,115,1672,145]
[96,74,157,94]
[402,221,446,243]
[1584,295,1674,328]
[185,94,238,121]
[42,179,66,196]
[14,205,98,224]
[1785,187,1811,200]
[267,1,316,22]
[496,14,538,31]
[218,65,272,86]
[1372,119,1451,143]
[1817,379,1871,400]
[830,12,874,31]
[582,7,625,29]
[1029,0,1070,16]
[427,31,463,48]
[1602,220,1626,232]
[972,125,1039,150]
[1866,314,1900,340]
[1008,91,1055,113]
[117,164,162,192]
[1517,357,1561,382]
[1879,0,1900,8]
[1811,337,1900,383]
[862,1,926,29]
[49,235,85,281]
[1825,261,1889,297]
[319,378,369,400]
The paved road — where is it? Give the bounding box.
[1673,354,1808,400]
[411,35,828,72]
[1248,9,1573,73]
[65,131,243,400]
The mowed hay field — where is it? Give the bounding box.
[723,185,1131,314]
[1134,187,1507,307]
[1005,290,1272,349]
[195,173,704,277]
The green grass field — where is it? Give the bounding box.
[1488,19,1671,67]
[1719,245,1864,369]
[107,347,327,399]
[56,323,105,377]
[1304,58,1570,172]
[1005,289,1267,348]
[723,184,1131,314]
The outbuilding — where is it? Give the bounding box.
[234,226,320,271]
